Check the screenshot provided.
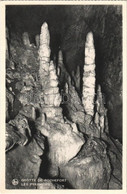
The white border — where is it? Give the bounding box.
[0,1,127,194]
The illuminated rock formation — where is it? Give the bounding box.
[37,23,85,175]
[39,22,50,88]
[5,7,122,189]
[39,22,50,62]
[42,60,63,122]
[82,32,96,117]
[38,20,84,126]
[36,116,84,168]
[39,23,62,120]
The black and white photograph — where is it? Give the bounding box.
[0,1,126,191]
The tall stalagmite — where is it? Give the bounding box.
[82,32,96,117]
[37,23,84,173]
[39,22,50,86]
[39,23,63,122]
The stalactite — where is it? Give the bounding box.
[82,32,96,117]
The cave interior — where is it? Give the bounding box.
[6,5,122,189]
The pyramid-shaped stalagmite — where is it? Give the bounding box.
[82,32,109,138]
[39,23,63,121]
[37,23,85,173]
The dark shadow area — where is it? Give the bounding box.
[39,137,50,178]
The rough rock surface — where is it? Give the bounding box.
[36,117,84,165]
[6,134,45,189]
[60,137,111,189]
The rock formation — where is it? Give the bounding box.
[5,7,122,189]
[64,79,85,128]
[57,49,67,87]
[6,113,32,152]
[6,134,45,189]
[60,137,111,189]
[94,84,109,135]
[37,23,85,177]
[39,23,62,121]
[57,50,86,131]
[82,32,96,117]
